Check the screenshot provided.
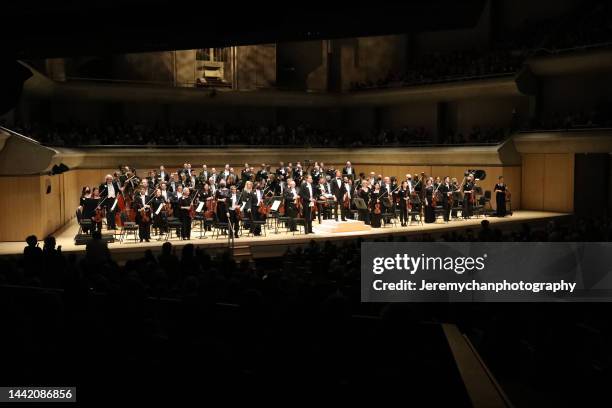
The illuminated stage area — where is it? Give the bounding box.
[0,211,568,259]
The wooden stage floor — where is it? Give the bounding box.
[0,211,569,259]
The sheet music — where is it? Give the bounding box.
[156,203,164,215]
[240,202,247,211]
[271,200,281,211]
[196,202,204,212]
[110,198,118,211]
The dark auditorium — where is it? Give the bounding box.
[1,0,612,405]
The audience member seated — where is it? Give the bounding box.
[6,120,509,147]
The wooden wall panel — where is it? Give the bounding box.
[543,153,574,212]
[502,166,522,211]
[0,176,42,241]
[521,154,545,210]
[521,153,573,212]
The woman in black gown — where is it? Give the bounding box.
[370,183,382,228]
[358,180,371,225]
[424,179,436,223]
[398,181,409,227]
[494,176,507,217]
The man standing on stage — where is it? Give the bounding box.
[331,170,346,221]
[299,175,315,234]
[99,174,120,230]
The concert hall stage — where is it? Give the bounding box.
[0,211,569,260]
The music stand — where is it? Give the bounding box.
[353,198,367,210]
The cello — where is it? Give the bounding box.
[188,189,202,219]
[295,195,303,218]
[204,196,216,219]
[93,196,108,224]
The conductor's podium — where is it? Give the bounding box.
[313,219,372,234]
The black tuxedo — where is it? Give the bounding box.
[299,182,315,233]
[342,166,356,180]
[99,181,121,229]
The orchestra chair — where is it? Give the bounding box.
[482,190,494,216]
[472,187,485,218]
[407,198,424,226]
[120,219,139,243]
[451,192,463,220]
[276,214,291,234]
[250,215,269,237]
[434,204,446,222]
[382,211,396,228]
[166,218,184,240]
[76,208,92,235]
[292,217,306,235]
[211,214,230,239]
[193,212,208,239]
[267,209,279,229]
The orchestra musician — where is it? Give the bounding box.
[438,176,452,222]
[228,185,242,238]
[275,162,286,181]
[158,165,169,184]
[342,176,353,220]
[358,179,371,225]
[251,181,265,236]
[342,161,356,181]
[178,187,193,240]
[424,178,436,223]
[134,186,152,242]
[99,174,121,230]
[494,176,508,217]
[398,181,409,227]
[370,183,382,228]
[462,174,475,219]
[299,175,315,234]
[316,176,333,223]
[151,188,168,237]
[215,179,230,223]
[330,170,346,222]
[284,179,299,232]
